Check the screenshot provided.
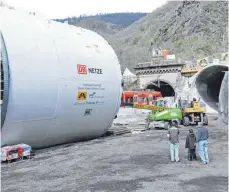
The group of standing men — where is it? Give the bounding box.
[167,122,209,164]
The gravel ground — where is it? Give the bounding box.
[1,108,228,192]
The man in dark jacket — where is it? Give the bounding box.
[185,128,197,161]
[167,122,180,162]
[197,125,209,164]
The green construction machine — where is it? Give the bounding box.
[146,107,182,129]
[133,97,208,129]
[133,101,182,130]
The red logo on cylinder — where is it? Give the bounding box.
[77,64,87,74]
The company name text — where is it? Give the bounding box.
[88,68,103,74]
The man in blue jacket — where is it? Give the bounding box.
[197,124,209,164]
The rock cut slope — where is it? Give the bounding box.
[109,1,228,72]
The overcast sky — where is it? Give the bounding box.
[4,0,168,19]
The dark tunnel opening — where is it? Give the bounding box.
[196,65,228,111]
[208,72,226,103]
[146,81,175,97]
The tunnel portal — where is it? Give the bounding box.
[146,81,175,97]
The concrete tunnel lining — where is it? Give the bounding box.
[195,65,228,111]
[218,72,228,124]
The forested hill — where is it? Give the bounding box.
[55,12,148,28]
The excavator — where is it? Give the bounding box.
[177,98,208,126]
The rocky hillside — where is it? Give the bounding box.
[108,1,228,72]
[56,1,228,73]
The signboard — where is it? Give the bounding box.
[166,55,175,60]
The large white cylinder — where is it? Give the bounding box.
[0,6,122,148]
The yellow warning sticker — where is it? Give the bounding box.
[77,91,87,100]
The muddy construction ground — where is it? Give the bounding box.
[1,108,228,192]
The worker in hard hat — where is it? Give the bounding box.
[167,122,180,162]
[191,98,197,107]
